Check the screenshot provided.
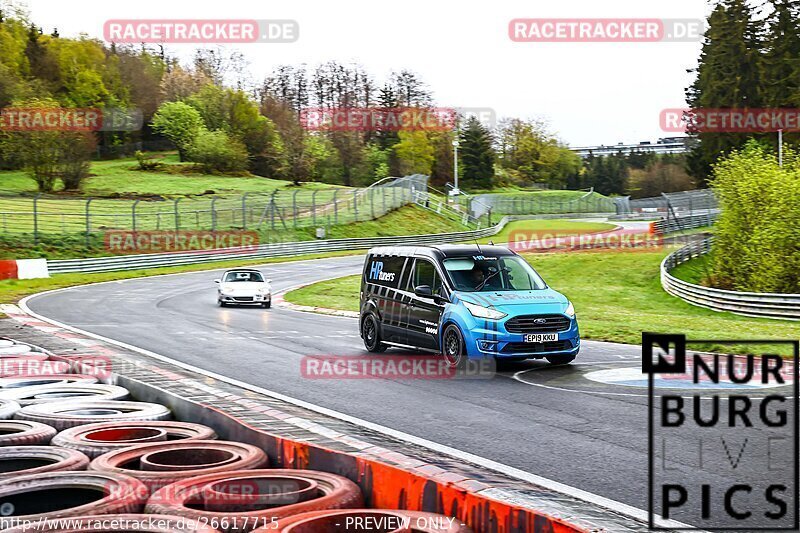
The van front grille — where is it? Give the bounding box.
[505,314,570,333]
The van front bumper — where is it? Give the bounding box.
[462,316,580,360]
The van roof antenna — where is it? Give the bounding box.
[474,240,483,254]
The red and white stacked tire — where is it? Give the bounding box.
[0,446,89,479]
[0,420,57,445]
[0,471,148,527]
[253,509,473,532]
[0,374,99,388]
[145,469,364,532]
[14,400,171,430]
[0,384,130,406]
[0,514,222,532]
[52,421,217,458]
[90,441,267,494]
[0,399,21,420]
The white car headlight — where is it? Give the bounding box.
[565,301,575,318]
[463,301,507,320]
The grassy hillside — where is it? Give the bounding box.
[0,153,333,197]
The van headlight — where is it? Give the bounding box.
[565,301,575,318]
[463,301,507,320]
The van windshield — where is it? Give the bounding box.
[443,255,546,292]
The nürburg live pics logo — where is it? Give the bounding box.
[645,333,799,530]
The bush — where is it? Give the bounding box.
[186,129,248,174]
[134,151,164,171]
[709,141,800,293]
[59,132,96,190]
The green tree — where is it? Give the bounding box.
[709,141,800,292]
[151,101,205,161]
[186,129,248,174]
[458,117,495,189]
[394,130,434,175]
[686,0,764,182]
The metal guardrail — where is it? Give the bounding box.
[661,236,800,320]
[651,211,719,234]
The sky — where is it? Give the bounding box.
[17,0,710,146]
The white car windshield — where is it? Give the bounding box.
[224,271,264,283]
[443,256,546,292]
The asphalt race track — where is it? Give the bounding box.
[26,254,795,524]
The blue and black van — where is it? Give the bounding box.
[359,244,580,367]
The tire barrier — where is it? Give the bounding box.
[0,446,89,479]
[90,441,268,494]
[14,401,172,430]
[52,421,218,459]
[0,384,130,406]
[258,509,473,533]
[0,420,57,446]
[0,400,21,420]
[0,345,34,356]
[0,513,222,532]
[0,352,48,361]
[0,360,70,377]
[0,471,148,524]
[146,469,364,532]
[0,374,99,388]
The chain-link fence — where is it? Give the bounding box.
[616,189,718,216]
[1,175,428,245]
[469,189,616,218]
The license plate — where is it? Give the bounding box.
[523,333,557,343]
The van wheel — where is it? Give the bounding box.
[362,314,387,353]
[442,324,466,368]
[218,300,226,307]
[546,354,576,365]
[263,300,271,309]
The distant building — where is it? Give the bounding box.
[569,137,693,158]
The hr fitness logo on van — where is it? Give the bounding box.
[368,261,396,282]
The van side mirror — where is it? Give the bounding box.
[266,279,272,284]
[414,285,433,298]
[214,279,220,284]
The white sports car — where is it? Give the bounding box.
[215,269,272,308]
